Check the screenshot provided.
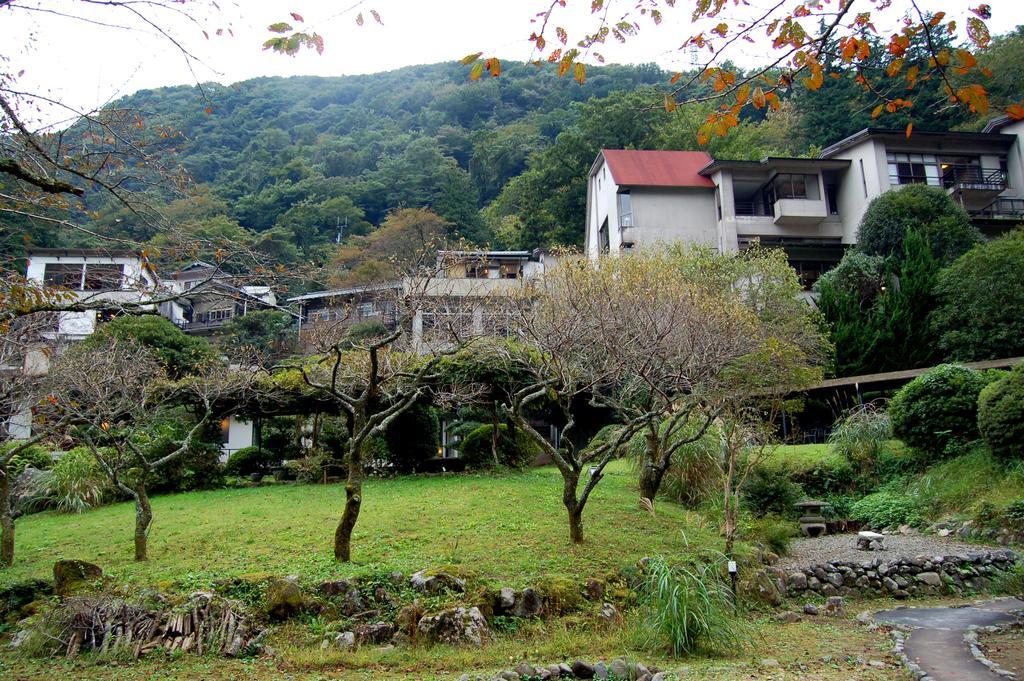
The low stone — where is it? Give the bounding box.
[394,604,421,634]
[515,662,538,678]
[339,587,366,617]
[803,604,819,616]
[825,572,844,588]
[823,596,845,617]
[776,611,801,623]
[893,589,910,600]
[584,579,605,600]
[609,658,629,679]
[354,622,394,645]
[635,662,650,678]
[938,528,952,537]
[417,606,489,646]
[316,579,353,597]
[498,587,516,611]
[594,661,609,680]
[868,659,886,668]
[598,602,621,624]
[266,577,310,621]
[513,587,543,618]
[916,572,942,587]
[498,671,519,681]
[820,584,838,597]
[52,559,102,597]
[571,659,595,678]
[333,631,355,650]
[546,664,563,678]
[787,572,808,590]
[410,570,465,595]
[651,673,669,681]
[760,658,780,667]
[558,663,574,677]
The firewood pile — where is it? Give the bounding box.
[38,591,263,659]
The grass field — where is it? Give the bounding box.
[1,460,721,590]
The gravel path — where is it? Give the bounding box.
[776,533,995,571]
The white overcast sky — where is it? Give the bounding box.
[4,0,1024,128]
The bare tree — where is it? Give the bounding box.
[44,335,259,561]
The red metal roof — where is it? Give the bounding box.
[601,149,715,188]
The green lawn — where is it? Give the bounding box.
[2,460,718,590]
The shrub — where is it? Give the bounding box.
[362,435,393,476]
[888,364,989,457]
[828,403,891,468]
[459,424,537,469]
[856,184,981,264]
[637,555,750,656]
[3,443,53,477]
[383,402,440,474]
[978,363,1024,463]
[758,444,856,497]
[29,448,109,513]
[932,230,1024,361]
[83,314,216,378]
[223,446,280,477]
[849,489,923,529]
[742,516,797,556]
[741,468,802,517]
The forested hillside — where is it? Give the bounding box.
[16,27,1022,272]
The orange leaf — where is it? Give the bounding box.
[664,95,676,112]
[905,123,913,139]
[469,62,484,81]
[574,62,586,84]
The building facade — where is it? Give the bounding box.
[586,125,1024,288]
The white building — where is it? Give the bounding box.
[586,125,1024,287]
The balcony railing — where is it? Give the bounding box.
[942,166,1008,191]
[734,201,770,217]
[971,197,1024,220]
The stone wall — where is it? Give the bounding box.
[764,550,1018,601]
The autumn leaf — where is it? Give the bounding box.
[486,57,501,77]
[460,52,483,66]
[574,62,587,84]
[1008,103,1024,121]
[752,86,766,109]
[355,12,364,26]
[905,123,913,139]
[267,22,292,34]
[470,62,485,81]
[664,95,676,112]
[290,12,304,23]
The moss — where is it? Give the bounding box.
[534,575,583,615]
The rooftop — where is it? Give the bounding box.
[698,156,850,176]
[819,127,1015,158]
[598,149,714,188]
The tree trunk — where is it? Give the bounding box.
[133,483,153,562]
[490,401,500,467]
[562,470,585,544]
[0,467,13,568]
[638,462,668,502]
[335,440,364,562]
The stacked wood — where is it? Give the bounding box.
[35,592,263,659]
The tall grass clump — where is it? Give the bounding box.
[828,402,891,466]
[28,448,109,513]
[636,554,750,657]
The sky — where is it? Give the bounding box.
[4,0,1024,129]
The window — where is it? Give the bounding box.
[887,153,940,186]
[617,191,633,227]
[83,264,124,290]
[357,302,376,318]
[43,263,84,289]
[772,174,820,200]
[826,184,839,215]
[598,218,610,253]
[859,159,868,197]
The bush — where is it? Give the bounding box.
[3,443,53,477]
[856,184,981,264]
[383,403,440,474]
[889,364,989,457]
[849,489,923,529]
[758,444,857,497]
[637,555,750,656]
[459,423,537,469]
[223,446,280,477]
[742,516,797,556]
[29,448,109,513]
[741,468,802,517]
[362,435,393,475]
[932,230,1024,361]
[978,363,1024,464]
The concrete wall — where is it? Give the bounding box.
[586,157,621,257]
[628,188,718,250]
[829,138,889,244]
[222,416,255,462]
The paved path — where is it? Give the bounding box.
[875,598,1024,681]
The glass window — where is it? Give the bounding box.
[887,153,941,186]
[772,174,820,200]
[43,263,84,289]
[598,218,610,253]
[83,264,124,290]
[618,192,633,227]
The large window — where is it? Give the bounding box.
[887,153,940,186]
[598,218,610,253]
[83,264,124,290]
[43,263,84,289]
[772,173,820,200]
[617,191,633,227]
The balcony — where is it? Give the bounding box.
[970,197,1024,221]
[943,166,1007,198]
[773,198,828,226]
[619,226,639,247]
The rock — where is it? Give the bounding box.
[558,663,574,677]
[787,572,808,590]
[394,604,421,634]
[651,673,669,681]
[11,467,46,515]
[916,572,942,587]
[317,579,353,597]
[8,629,30,649]
[410,570,465,595]
[498,671,519,681]
[52,559,102,597]
[593,661,609,679]
[820,584,838,597]
[416,606,489,646]
[354,622,394,644]
[546,664,563,678]
[339,587,367,616]
[938,528,952,537]
[266,577,311,621]
[333,631,355,650]
[516,662,538,678]
[760,658,780,667]
[857,611,873,624]
[825,572,844,588]
[571,660,595,678]
[823,596,845,617]
[584,579,605,600]
[513,587,543,618]
[635,662,650,678]
[898,524,912,535]
[498,587,516,611]
[609,658,629,678]
[803,604,819,616]
[598,602,621,624]
[776,611,801,623]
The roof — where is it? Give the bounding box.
[599,149,714,188]
[819,127,1015,158]
[803,356,1022,393]
[287,281,402,303]
[698,156,850,176]
[26,248,144,259]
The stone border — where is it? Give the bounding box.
[964,624,1020,679]
[889,628,934,681]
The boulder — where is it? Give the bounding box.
[266,577,310,621]
[416,606,489,646]
[339,587,367,617]
[498,587,516,611]
[52,559,102,597]
[598,602,621,625]
[513,587,543,618]
[332,631,355,650]
[787,572,808,590]
[516,662,539,678]
[317,579,353,597]
[824,596,845,617]
[410,569,466,595]
[584,579,605,600]
[571,660,595,678]
[915,572,942,587]
[593,661,609,679]
[354,621,394,644]
[803,604,819,616]
[394,604,422,635]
